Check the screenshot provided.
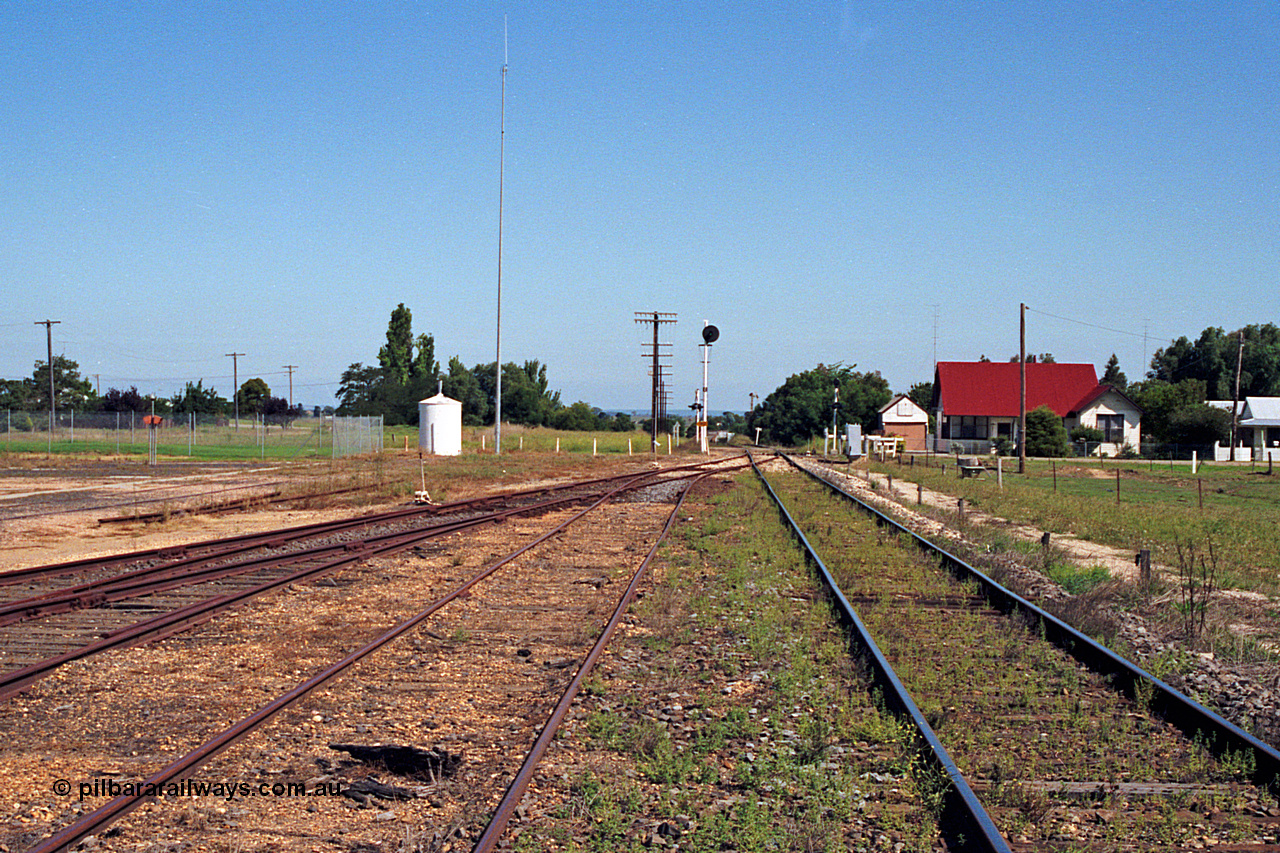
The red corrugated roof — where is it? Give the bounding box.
[934,362,1100,417]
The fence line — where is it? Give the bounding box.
[2,409,328,458]
[331,415,383,458]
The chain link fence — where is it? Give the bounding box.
[330,415,384,458]
[1,409,332,459]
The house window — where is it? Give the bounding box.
[1097,414,1124,444]
[957,416,988,440]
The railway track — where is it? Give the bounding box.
[2,457,745,852]
[0,458,741,700]
[756,452,1280,851]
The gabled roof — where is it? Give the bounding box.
[1070,383,1144,416]
[933,362,1100,418]
[878,394,928,419]
[1242,397,1280,426]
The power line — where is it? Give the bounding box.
[1025,307,1165,341]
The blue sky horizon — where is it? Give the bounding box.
[4,3,1276,411]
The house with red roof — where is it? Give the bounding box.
[931,361,1142,455]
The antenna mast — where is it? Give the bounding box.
[494,18,508,455]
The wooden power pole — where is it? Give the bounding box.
[1230,330,1244,461]
[35,319,61,443]
[1019,303,1026,474]
[634,312,677,452]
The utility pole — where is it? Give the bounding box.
[635,312,677,452]
[1230,330,1244,461]
[749,392,758,413]
[35,320,61,449]
[1018,303,1026,475]
[282,364,297,410]
[225,352,245,429]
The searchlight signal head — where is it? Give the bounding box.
[702,324,719,344]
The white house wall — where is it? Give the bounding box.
[1079,391,1142,453]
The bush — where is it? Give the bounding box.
[1070,425,1104,443]
[1165,404,1231,446]
[1025,406,1072,457]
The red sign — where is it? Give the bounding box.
[143,415,163,426]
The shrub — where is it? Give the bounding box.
[1070,425,1104,443]
[1025,406,1072,457]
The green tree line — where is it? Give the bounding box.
[1,358,300,423]
[334,304,635,431]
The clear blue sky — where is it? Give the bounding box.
[3,3,1276,412]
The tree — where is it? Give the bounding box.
[717,411,747,434]
[99,386,149,413]
[170,380,225,415]
[1101,354,1127,390]
[748,364,890,446]
[1024,405,1071,457]
[20,355,94,411]
[237,378,271,415]
[441,357,489,426]
[1146,325,1280,398]
[261,395,303,427]
[502,360,561,426]
[1128,379,1206,443]
[378,303,415,385]
[0,379,30,410]
[907,381,933,412]
[551,401,601,431]
[907,380,936,432]
[467,359,563,427]
[336,305,442,425]
[412,333,439,386]
[1232,323,1280,397]
[609,412,635,432]
[1165,404,1231,447]
[336,363,383,415]
[1008,353,1056,363]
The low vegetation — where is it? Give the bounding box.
[514,474,942,851]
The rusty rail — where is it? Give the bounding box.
[23,468,695,853]
[471,475,701,852]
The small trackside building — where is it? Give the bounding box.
[932,361,1143,455]
[878,394,929,452]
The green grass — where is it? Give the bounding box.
[873,455,1280,593]
[519,473,942,851]
[3,424,674,463]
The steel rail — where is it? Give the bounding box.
[471,475,702,853]
[0,480,290,523]
[0,474,612,587]
[0,457,736,587]
[751,453,1011,853]
[24,467,699,853]
[0,505,433,586]
[785,453,1280,799]
[0,486,635,700]
[0,487,631,629]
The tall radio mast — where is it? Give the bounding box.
[494,19,508,455]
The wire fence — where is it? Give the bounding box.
[1,409,331,460]
[927,435,1235,461]
[331,415,384,458]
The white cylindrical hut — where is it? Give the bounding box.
[418,392,463,456]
